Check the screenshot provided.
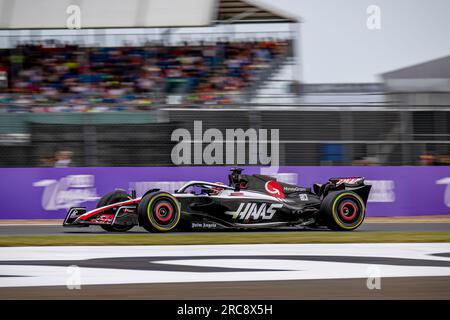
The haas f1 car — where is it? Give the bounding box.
[63,168,371,232]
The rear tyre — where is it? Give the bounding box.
[320,190,365,231]
[138,191,181,233]
[96,190,134,232]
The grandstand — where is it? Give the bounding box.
[0,39,291,107]
[0,0,298,108]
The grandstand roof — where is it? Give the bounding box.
[0,0,297,30]
[381,55,450,92]
[215,0,297,24]
[382,55,450,80]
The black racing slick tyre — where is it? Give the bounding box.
[96,190,134,232]
[320,190,366,231]
[138,191,181,233]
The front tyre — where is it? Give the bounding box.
[96,190,134,232]
[320,190,365,231]
[138,191,181,233]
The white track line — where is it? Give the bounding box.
[0,243,449,287]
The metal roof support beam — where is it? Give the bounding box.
[218,8,258,24]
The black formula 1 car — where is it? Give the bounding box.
[63,168,371,232]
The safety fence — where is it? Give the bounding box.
[1,107,449,167]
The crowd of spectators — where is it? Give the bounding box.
[0,39,289,112]
[419,153,450,166]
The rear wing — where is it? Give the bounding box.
[329,177,365,187]
[314,177,370,203]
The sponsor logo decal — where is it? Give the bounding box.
[191,222,218,229]
[283,186,307,192]
[335,178,362,185]
[226,203,283,220]
[33,175,99,211]
[130,181,187,196]
[436,177,450,207]
[91,214,114,224]
[264,180,285,198]
[365,180,395,202]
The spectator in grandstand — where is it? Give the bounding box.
[0,39,288,111]
[39,153,56,167]
[439,155,450,165]
[420,153,450,166]
[54,150,73,168]
[419,153,438,166]
[352,156,380,166]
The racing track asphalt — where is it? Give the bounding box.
[0,223,450,236]
[2,276,449,299]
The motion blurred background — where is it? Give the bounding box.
[1,2,449,301]
[0,0,449,168]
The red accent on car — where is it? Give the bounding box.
[155,201,174,222]
[78,198,141,221]
[91,214,115,224]
[339,201,357,221]
[264,180,285,199]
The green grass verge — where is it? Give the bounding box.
[0,232,449,247]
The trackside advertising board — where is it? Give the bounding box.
[0,166,449,219]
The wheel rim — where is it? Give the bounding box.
[338,200,358,221]
[147,196,180,230]
[332,193,365,229]
[154,201,174,222]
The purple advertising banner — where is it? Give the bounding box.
[0,166,449,219]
